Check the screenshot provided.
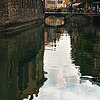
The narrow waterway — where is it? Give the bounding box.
[33,16,100,100]
[35,33,100,100]
[0,16,100,100]
[32,16,100,100]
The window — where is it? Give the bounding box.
[47,0,55,4]
[58,1,62,4]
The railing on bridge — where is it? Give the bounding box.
[45,7,100,21]
[45,7,100,14]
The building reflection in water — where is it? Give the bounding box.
[70,18,100,85]
[1,15,100,100]
[0,24,47,100]
[44,27,68,51]
[45,16,68,51]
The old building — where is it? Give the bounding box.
[0,0,44,31]
[45,0,69,8]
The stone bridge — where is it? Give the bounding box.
[45,12,100,21]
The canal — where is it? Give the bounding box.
[0,16,100,100]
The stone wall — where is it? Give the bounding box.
[0,0,44,30]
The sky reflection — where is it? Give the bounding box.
[34,33,100,100]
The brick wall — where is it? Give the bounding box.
[0,0,44,30]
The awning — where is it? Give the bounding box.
[72,3,82,7]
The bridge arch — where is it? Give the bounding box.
[44,14,66,27]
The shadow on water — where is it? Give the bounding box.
[45,15,100,86]
[0,24,47,100]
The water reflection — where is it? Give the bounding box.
[45,16,65,27]
[44,16,100,85]
[41,16,100,100]
[71,21,100,84]
[0,25,47,100]
[1,15,100,100]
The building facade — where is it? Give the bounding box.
[0,0,44,31]
[45,0,69,8]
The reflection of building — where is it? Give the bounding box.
[71,26,100,82]
[19,45,47,99]
[45,16,69,48]
[45,16,64,26]
[44,25,67,51]
[0,24,46,100]
[44,27,57,51]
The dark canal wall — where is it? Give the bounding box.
[0,24,46,100]
[0,0,44,31]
